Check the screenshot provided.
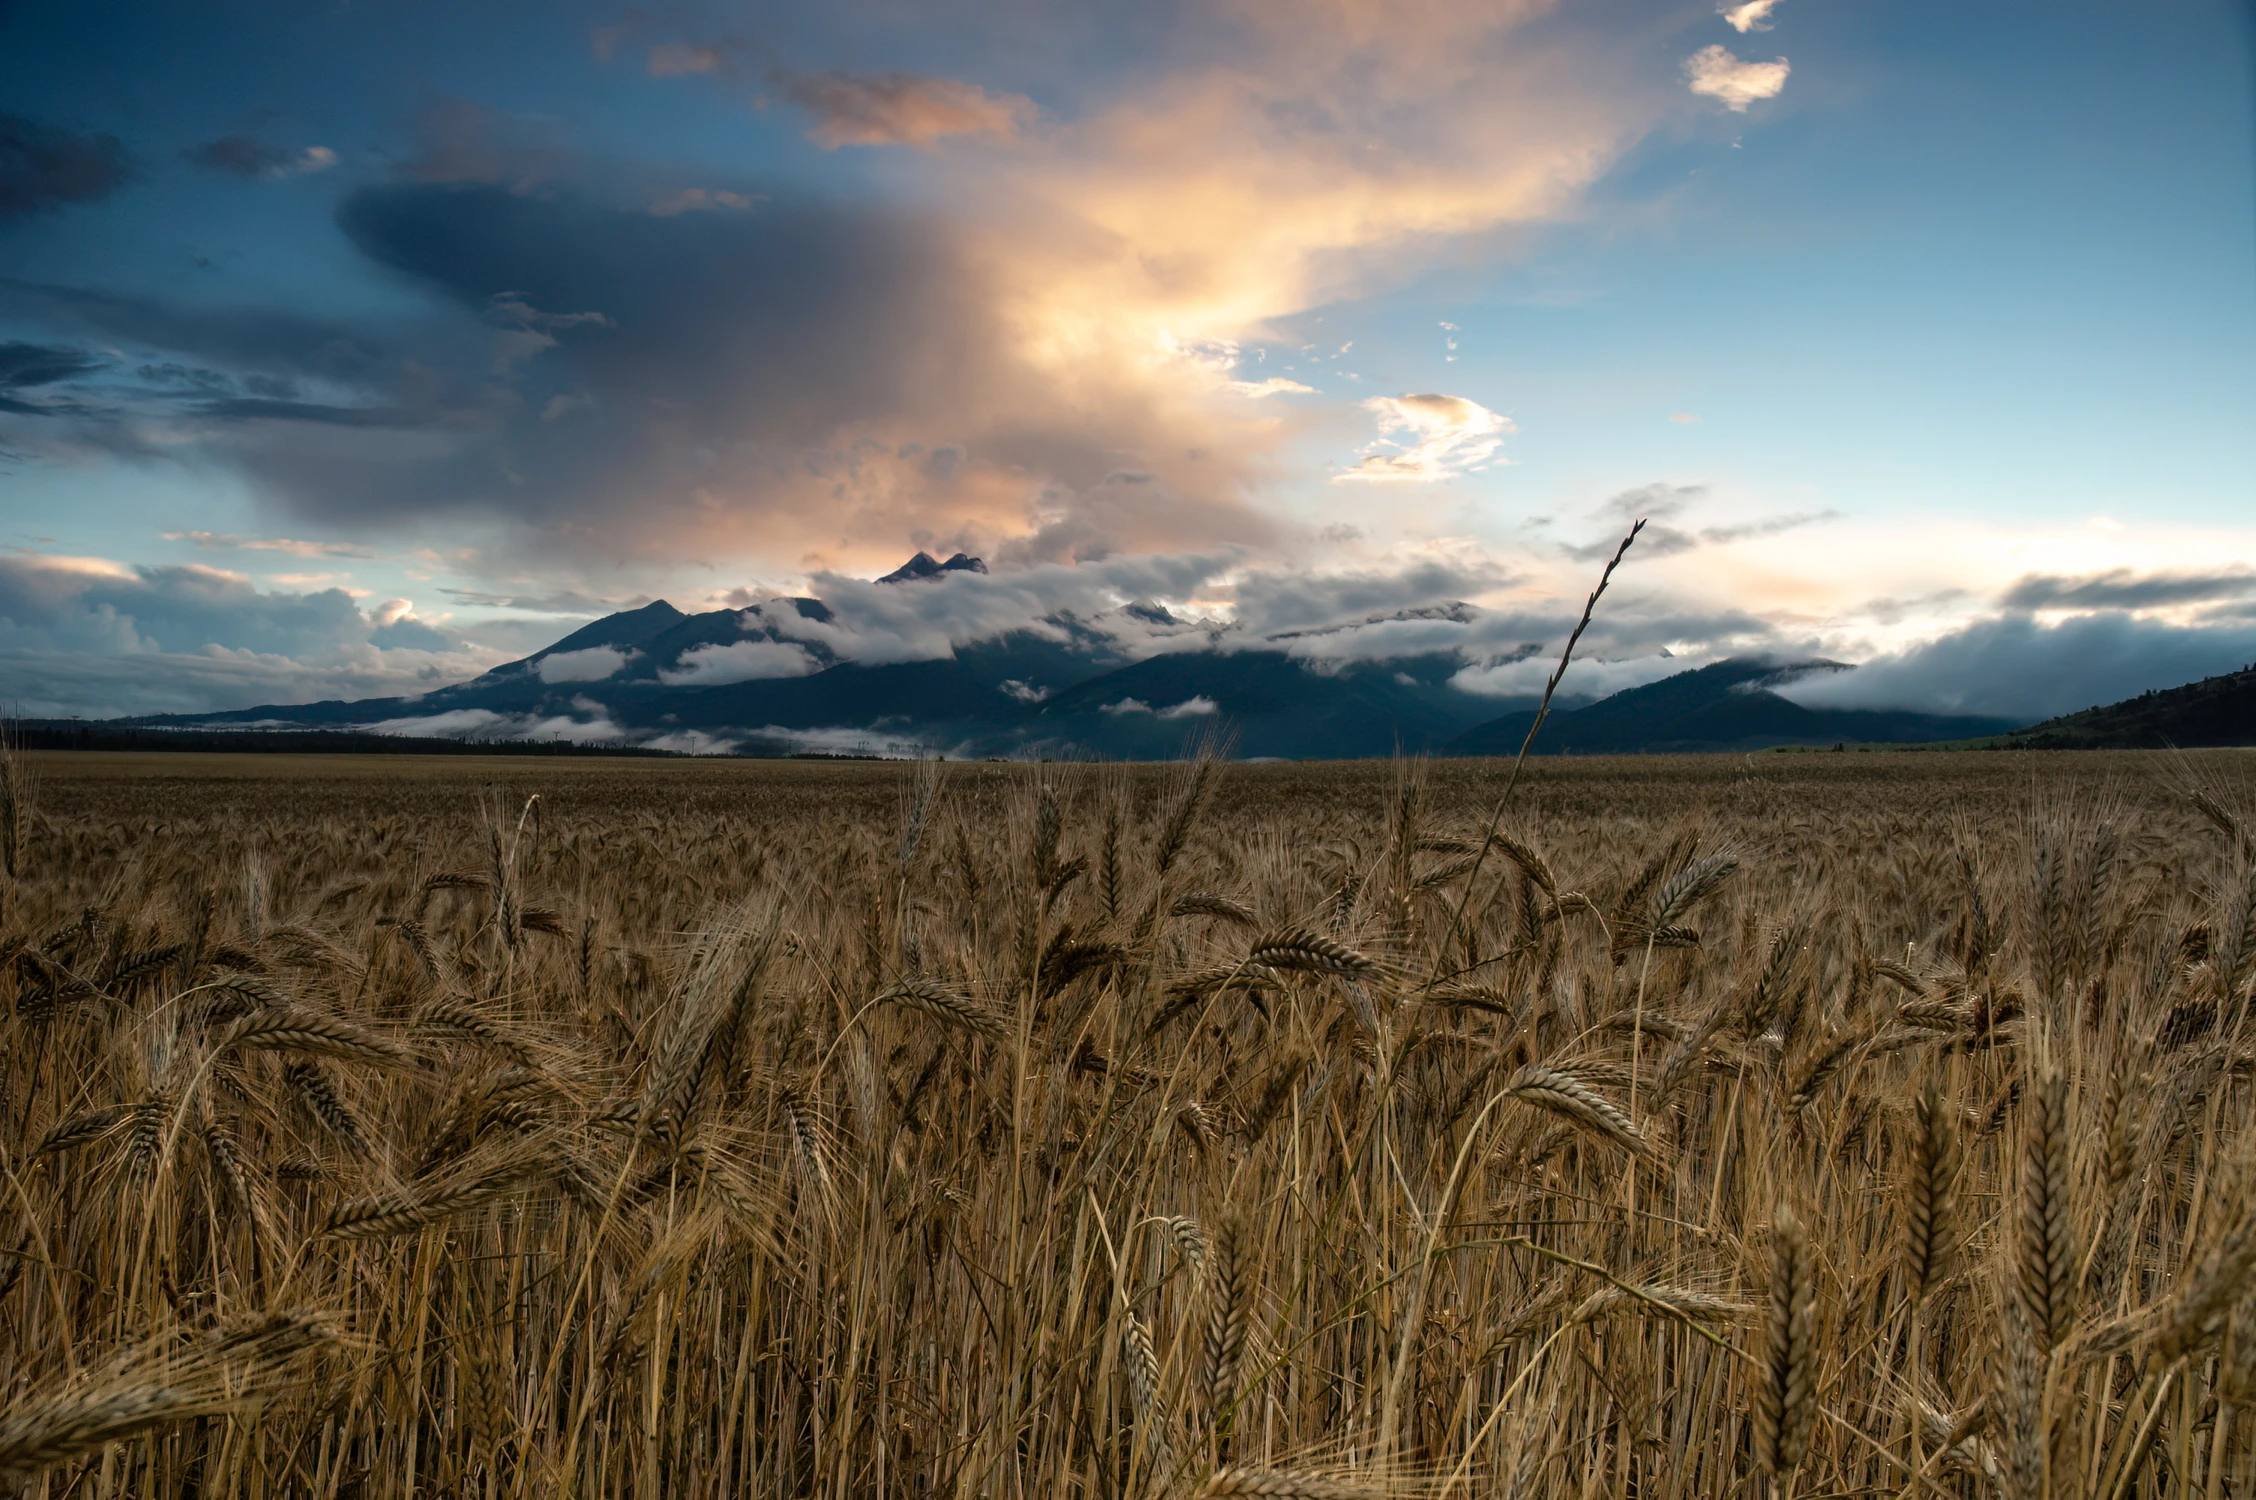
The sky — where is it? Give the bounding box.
[1,0,2253,724]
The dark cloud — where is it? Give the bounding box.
[1229,558,1509,634]
[184,135,277,177]
[0,278,394,385]
[0,113,131,222]
[1780,611,2256,722]
[192,397,436,427]
[0,340,102,387]
[0,339,103,416]
[1998,567,2256,611]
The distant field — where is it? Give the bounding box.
[6,746,2256,1496]
[28,742,2220,825]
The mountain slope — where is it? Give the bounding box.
[1448,658,2022,754]
[1985,661,2256,748]
[1013,650,1521,759]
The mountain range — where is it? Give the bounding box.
[112,551,2126,758]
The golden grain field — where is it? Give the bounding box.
[4,746,2256,1500]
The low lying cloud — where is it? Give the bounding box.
[1337,394,1512,483]
[1684,46,1791,111]
[1779,611,2256,723]
[775,71,1035,149]
[657,637,820,685]
[368,706,623,743]
[1099,695,1218,718]
[535,644,634,682]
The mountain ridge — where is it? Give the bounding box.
[100,554,2087,758]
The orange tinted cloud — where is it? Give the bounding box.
[777,72,1035,149]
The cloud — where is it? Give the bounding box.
[438,586,640,614]
[1779,611,2256,722]
[184,137,337,179]
[0,171,1281,563]
[1336,394,1511,482]
[0,340,102,388]
[165,531,378,559]
[1719,0,1783,34]
[367,706,626,743]
[0,113,131,222]
[1700,510,1841,545]
[1669,412,1699,424]
[0,339,103,414]
[4,10,1689,574]
[535,644,635,682]
[647,188,757,216]
[774,71,1035,149]
[1099,694,1218,718]
[649,44,727,78]
[0,550,494,717]
[1684,46,1790,111]
[1997,568,2256,612]
[1562,489,1835,560]
[656,637,820,685]
[1597,481,1703,525]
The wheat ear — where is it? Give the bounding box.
[1753,1203,1817,1477]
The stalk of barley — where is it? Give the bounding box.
[219,1007,399,1063]
[1904,1079,1961,1303]
[1571,1283,1757,1325]
[36,1105,132,1156]
[877,978,1007,1040]
[322,1154,537,1239]
[1198,1467,1388,1499]
[0,1311,335,1482]
[1246,928,1376,978]
[1506,1067,1650,1158]
[1753,1204,1817,1478]
[415,999,538,1068]
[282,1060,369,1156]
[1172,892,1259,927]
[1204,1221,1251,1427]
[1153,756,1219,879]
[1123,1306,1172,1473]
[2015,1066,2075,1349]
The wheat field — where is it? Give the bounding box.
[4,746,2256,1499]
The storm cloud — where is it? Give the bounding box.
[0,113,130,222]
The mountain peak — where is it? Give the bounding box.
[529,598,686,658]
[879,551,988,584]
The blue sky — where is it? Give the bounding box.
[2,0,2252,721]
